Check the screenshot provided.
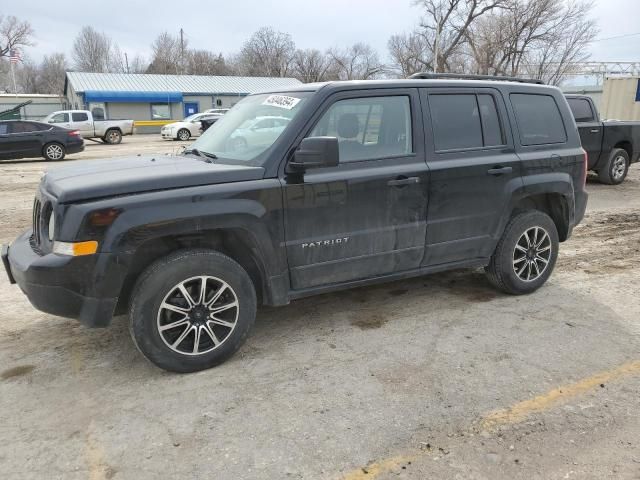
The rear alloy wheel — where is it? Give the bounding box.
[129,249,256,373]
[43,142,65,161]
[598,148,629,185]
[485,210,559,295]
[177,128,191,141]
[104,129,122,144]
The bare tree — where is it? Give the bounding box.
[186,50,229,75]
[147,32,181,74]
[414,0,506,72]
[236,27,296,77]
[39,53,68,94]
[467,0,597,84]
[72,26,112,72]
[327,43,385,80]
[388,32,431,77]
[0,15,33,59]
[292,49,335,82]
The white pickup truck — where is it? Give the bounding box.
[43,110,135,144]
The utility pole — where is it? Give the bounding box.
[180,28,185,75]
[125,52,130,74]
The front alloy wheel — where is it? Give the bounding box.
[158,276,239,355]
[129,249,257,373]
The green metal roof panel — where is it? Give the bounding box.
[66,72,302,95]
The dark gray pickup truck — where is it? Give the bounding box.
[566,94,640,184]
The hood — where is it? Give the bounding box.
[42,155,265,203]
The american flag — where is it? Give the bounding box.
[9,48,20,64]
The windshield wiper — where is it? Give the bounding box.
[183,148,218,162]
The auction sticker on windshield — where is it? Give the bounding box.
[262,95,301,110]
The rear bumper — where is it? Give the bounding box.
[3,230,126,327]
[574,190,588,226]
[67,143,84,154]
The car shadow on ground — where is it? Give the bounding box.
[1,267,637,387]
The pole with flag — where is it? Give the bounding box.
[9,48,21,95]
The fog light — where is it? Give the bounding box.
[53,240,98,256]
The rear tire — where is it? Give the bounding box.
[598,148,629,185]
[129,249,257,373]
[103,129,122,145]
[485,211,559,295]
[42,142,66,161]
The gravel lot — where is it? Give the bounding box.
[1,135,639,479]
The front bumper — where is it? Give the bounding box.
[3,230,127,327]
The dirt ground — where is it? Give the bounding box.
[1,135,639,479]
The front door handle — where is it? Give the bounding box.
[487,166,513,176]
[387,176,420,187]
[590,129,600,133]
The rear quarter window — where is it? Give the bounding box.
[510,93,567,146]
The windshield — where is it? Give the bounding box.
[189,92,310,165]
[183,114,201,122]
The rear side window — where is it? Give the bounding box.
[0,123,8,134]
[429,93,505,151]
[72,112,89,122]
[9,122,39,133]
[567,98,595,122]
[511,94,567,146]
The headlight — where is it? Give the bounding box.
[48,212,55,241]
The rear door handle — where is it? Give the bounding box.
[487,166,513,176]
[590,129,600,133]
[387,176,420,187]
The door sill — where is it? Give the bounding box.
[288,258,489,300]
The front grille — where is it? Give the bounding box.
[32,198,42,246]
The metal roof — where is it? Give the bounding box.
[66,72,302,96]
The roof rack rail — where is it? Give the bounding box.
[408,72,544,85]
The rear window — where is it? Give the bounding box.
[567,98,595,123]
[72,112,89,122]
[429,93,505,151]
[510,93,567,146]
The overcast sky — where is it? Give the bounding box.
[7,0,640,64]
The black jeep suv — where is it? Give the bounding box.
[3,74,588,372]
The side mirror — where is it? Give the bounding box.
[289,137,339,171]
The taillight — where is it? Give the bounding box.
[68,130,80,137]
[581,148,588,187]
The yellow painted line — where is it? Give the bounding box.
[134,120,175,127]
[342,455,416,480]
[339,359,640,479]
[481,359,640,430]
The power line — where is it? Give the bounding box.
[592,32,640,42]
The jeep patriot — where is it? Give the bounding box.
[2,74,588,372]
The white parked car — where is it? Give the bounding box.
[161,113,221,141]
[204,108,230,115]
[228,116,290,151]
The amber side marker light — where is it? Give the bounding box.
[53,240,99,256]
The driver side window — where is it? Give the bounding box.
[309,96,413,163]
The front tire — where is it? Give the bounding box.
[43,142,66,161]
[485,211,559,295]
[129,250,257,373]
[598,148,629,185]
